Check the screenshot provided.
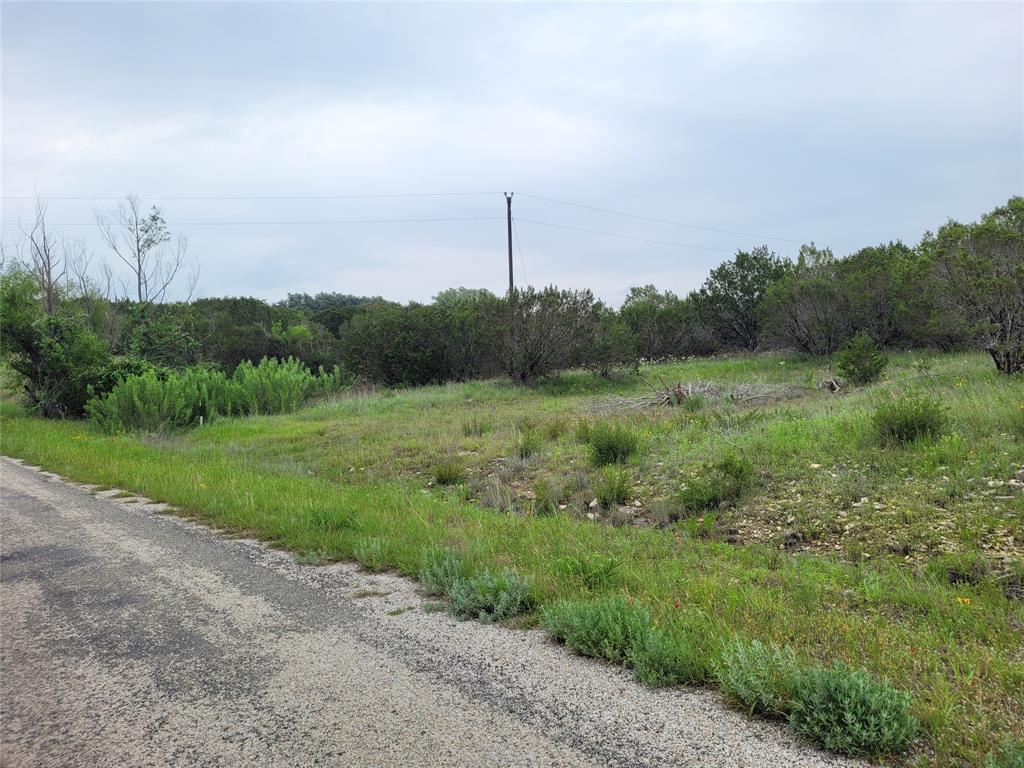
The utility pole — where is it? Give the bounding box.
[505,192,514,293]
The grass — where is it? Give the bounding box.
[1,351,1022,766]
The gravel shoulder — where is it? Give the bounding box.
[0,456,861,768]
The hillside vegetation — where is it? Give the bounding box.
[2,351,1021,767]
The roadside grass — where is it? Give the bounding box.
[1,351,1022,766]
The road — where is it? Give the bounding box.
[0,457,857,768]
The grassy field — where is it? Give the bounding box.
[2,352,1022,766]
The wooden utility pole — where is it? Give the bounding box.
[505,192,514,293]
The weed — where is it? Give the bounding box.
[353,536,387,571]
[515,429,543,459]
[790,661,917,757]
[419,546,466,597]
[481,476,516,513]
[1008,403,1024,440]
[310,507,355,532]
[985,741,1024,768]
[542,594,650,664]
[461,415,493,437]
[873,391,947,445]
[532,475,562,515]
[448,567,530,622]
[432,459,465,486]
[595,466,631,508]
[676,453,754,511]
[715,638,801,717]
[295,548,330,566]
[588,422,640,466]
[557,554,622,591]
[630,625,705,687]
[542,415,571,441]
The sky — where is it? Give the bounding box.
[2,1,1022,306]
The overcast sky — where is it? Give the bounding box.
[2,1,1021,305]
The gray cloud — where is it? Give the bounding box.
[2,1,1021,304]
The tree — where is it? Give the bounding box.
[926,197,1024,375]
[18,197,68,315]
[501,286,601,381]
[0,267,114,417]
[696,246,790,351]
[762,244,853,356]
[96,196,198,303]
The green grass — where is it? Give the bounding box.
[1,351,1022,766]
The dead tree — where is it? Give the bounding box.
[95,195,198,303]
[19,197,67,315]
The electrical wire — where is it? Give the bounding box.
[514,217,734,253]
[0,216,503,227]
[517,192,806,245]
[0,191,499,201]
[512,217,528,286]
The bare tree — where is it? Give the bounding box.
[95,195,198,303]
[19,197,67,315]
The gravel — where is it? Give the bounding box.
[0,456,861,767]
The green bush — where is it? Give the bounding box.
[542,594,650,663]
[676,453,754,511]
[630,625,705,687]
[873,390,948,445]
[715,638,800,717]
[834,333,888,386]
[448,567,530,622]
[86,357,346,432]
[595,466,631,508]
[588,422,640,466]
[419,546,466,597]
[789,661,917,757]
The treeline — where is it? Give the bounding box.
[1,196,1020,420]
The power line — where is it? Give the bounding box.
[0,191,499,201]
[515,217,734,253]
[513,217,528,286]
[0,216,503,227]
[517,192,808,245]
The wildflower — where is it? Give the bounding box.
[956,596,972,606]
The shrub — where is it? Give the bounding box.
[833,333,888,386]
[542,595,650,664]
[588,422,640,466]
[715,638,800,717]
[595,466,631,508]
[432,459,465,486]
[676,453,754,511]
[630,625,705,687]
[556,554,621,591]
[873,391,947,445]
[419,546,467,597]
[789,661,917,757]
[353,536,387,571]
[448,567,530,622]
[86,357,343,432]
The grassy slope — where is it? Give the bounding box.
[1,352,1021,766]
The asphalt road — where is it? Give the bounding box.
[0,457,858,768]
